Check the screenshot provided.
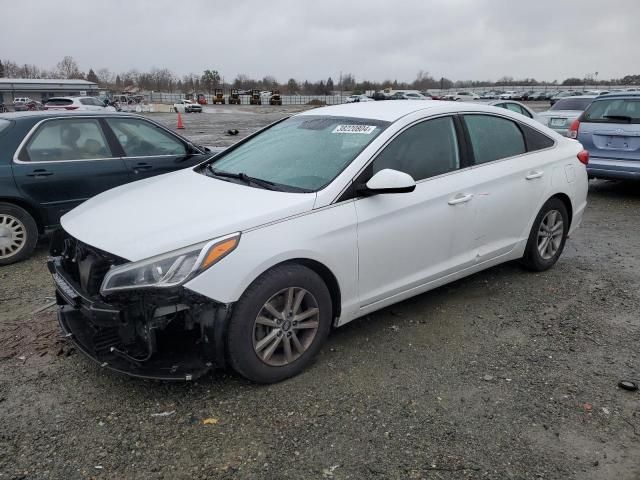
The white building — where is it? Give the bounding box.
[0,78,99,104]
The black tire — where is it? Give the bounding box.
[226,264,332,383]
[521,198,569,272]
[0,202,38,266]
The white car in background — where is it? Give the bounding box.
[448,92,480,101]
[400,92,432,100]
[173,99,203,113]
[44,97,116,111]
[345,94,373,103]
[13,97,33,105]
[50,101,588,383]
[485,100,544,124]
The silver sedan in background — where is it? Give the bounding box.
[537,96,597,136]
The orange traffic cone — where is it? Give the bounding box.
[176,112,185,130]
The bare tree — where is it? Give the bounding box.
[56,56,83,79]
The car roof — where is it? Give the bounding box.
[296,100,535,123]
[0,110,141,121]
[596,92,640,99]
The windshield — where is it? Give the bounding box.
[582,98,640,124]
[208,115,389,191]
[550,98,593,111]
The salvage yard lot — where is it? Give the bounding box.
[1,105,639,479]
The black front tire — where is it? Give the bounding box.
[0,203,38,266]
[226,264,332,383]
[521,198,569,272]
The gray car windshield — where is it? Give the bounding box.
[208,115,389,191]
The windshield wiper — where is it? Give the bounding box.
[603,115,633,123]
[208,168,283,191]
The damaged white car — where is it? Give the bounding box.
[49,101,588,382]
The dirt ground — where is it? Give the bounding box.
[1,105,639,480]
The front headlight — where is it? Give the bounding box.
[100,233,240,295]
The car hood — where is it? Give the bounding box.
[538,110,582,118]
[61,168,317,261]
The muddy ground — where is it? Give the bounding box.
[1,105,639,480]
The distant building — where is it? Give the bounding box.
[0,78,100,104]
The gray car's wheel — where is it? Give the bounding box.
[0,203,38,266]
[226,264,332,383]
[521,198,569,271]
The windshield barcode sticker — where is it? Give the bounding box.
[332,125,377,134]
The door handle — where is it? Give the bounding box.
[26,169,54,178]
[133,163,153,173]
[525,170,544,180]
[448,193,474,205]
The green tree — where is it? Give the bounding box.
[326,77,334,93]
[0,60,4,78]
[201,69,221,93]
[286,78,299,94]
[86,68,99,84]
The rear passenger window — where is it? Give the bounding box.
[21,119,112,162]
[372,116,460,181]
[521,124,555,151]
[464,115,526,164]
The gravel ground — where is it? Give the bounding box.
[1,105,639,480]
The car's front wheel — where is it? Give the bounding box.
[226,264,332,383]
[521,198,569,271]
[0,203,38,266]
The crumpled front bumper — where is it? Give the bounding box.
[48,257,231,381]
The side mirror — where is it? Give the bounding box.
[358,169,416,195]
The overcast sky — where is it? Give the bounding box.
[3,0,638,83]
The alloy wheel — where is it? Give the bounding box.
[0,214,27,260]
[252,287,320,366]
[537,210,564,260]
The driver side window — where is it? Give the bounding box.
[372,116,460,181]
[105,118,186,157]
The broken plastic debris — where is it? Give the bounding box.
[95,465,103,469]
[151,410,176,417]
[618,380,638,392]
[202,417,219,425]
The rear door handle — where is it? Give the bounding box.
[26,169,54,178]
[133,162,153,173]
[525,170,544,180]
[448,193,474,205]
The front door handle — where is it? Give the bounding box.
[448,193,474,205]
[133,163,153,173]
[525,170,544,180]
[26,169,54,178]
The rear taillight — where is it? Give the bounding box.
[577,150,589,165]
[568,119,580,139]
[64,106,78,110]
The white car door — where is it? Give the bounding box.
[354,115,478,310]
[461,113,555,261]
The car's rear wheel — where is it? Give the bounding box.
[0,203,38,266]
[521,198,569,271]
[226,264,332,383]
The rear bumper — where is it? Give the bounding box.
[587,157,640,180]
[48,257,231,381]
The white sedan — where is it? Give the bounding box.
[344,94,373,103]
[485,100,544,124]
[50,101,589,383]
